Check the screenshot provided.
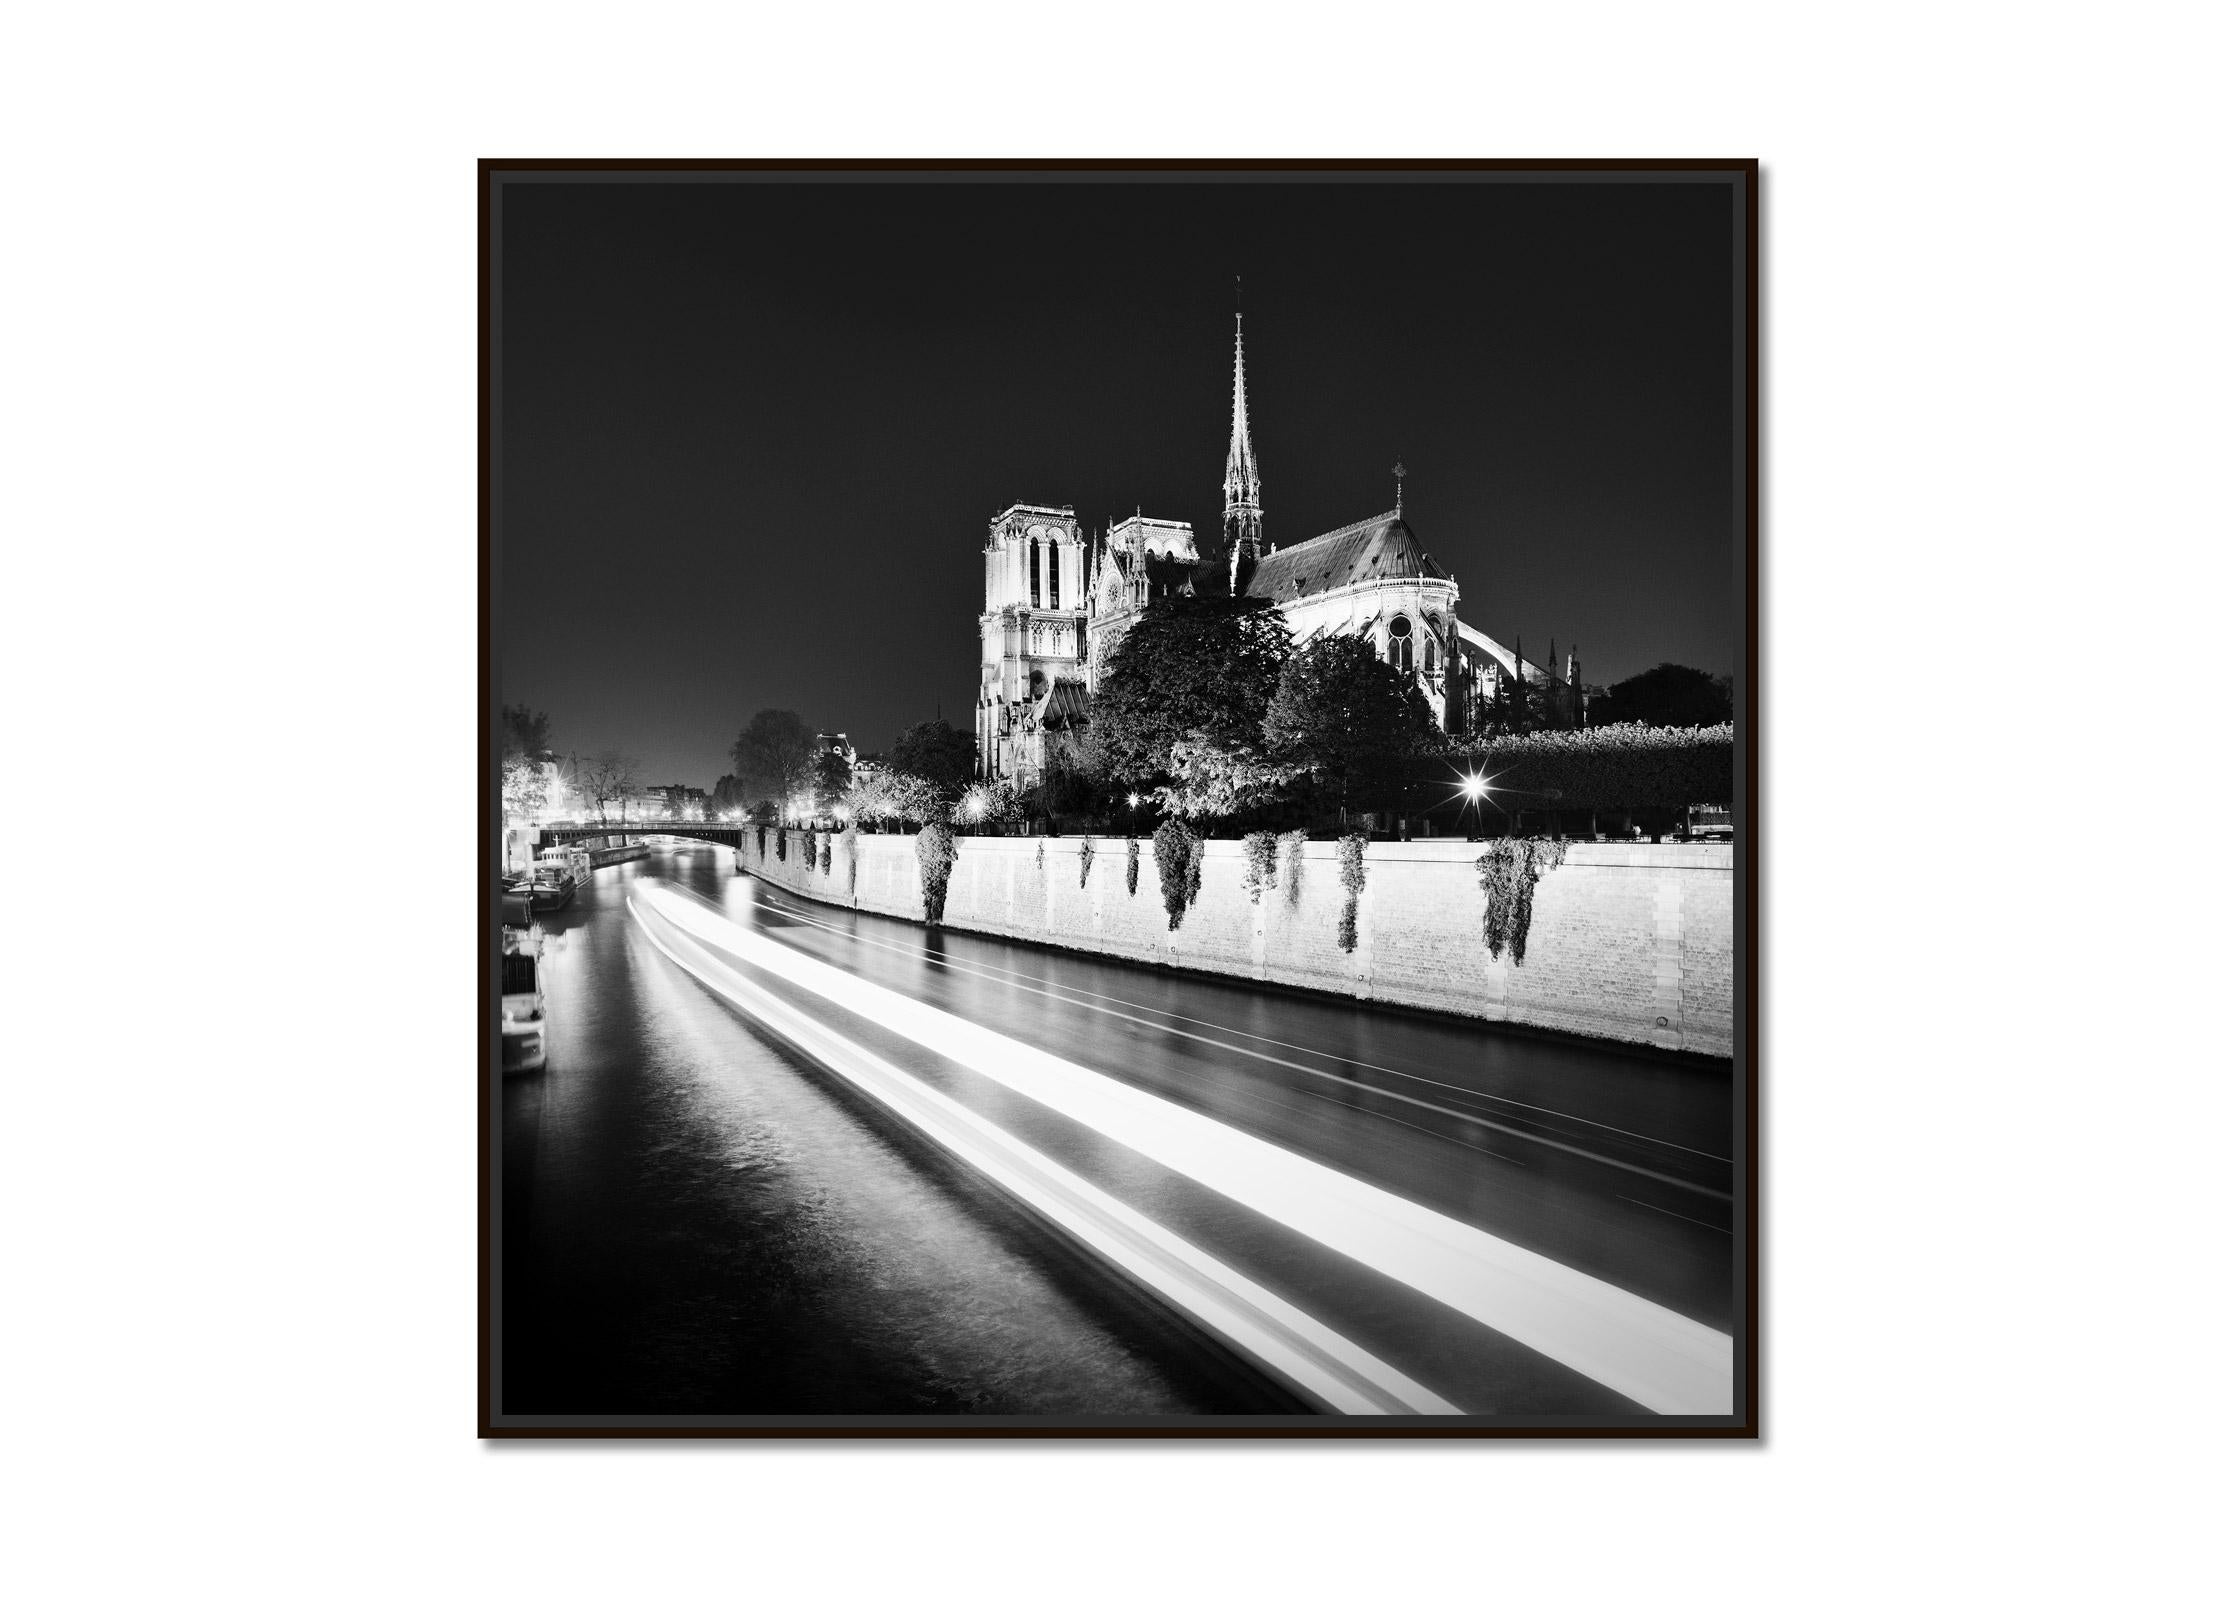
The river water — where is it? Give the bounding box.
[497,844,1296,1419]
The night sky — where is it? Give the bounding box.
[495,172,1740,787]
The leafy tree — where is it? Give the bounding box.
[1262,634,1435,818]
[1602,663,1733,729]
[952,781,1019,832]
[501,759,550,820]
[845,767,942,830]
[731,709,821,810]
[711,774,746,818]
[887,719,977,800]
[884,772,945,826]
[1154,733,1299,821]
[500,704,552,765]
[499,704,554,821]
[1023,741,1112,833]
[842,767,898,829]
[1089,597,1293,789]
[812,749,853,813]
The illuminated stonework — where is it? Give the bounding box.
[974,316,1588,789]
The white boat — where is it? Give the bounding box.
[501,925,549,1073]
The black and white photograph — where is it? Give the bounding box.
[483,164,1755,1434]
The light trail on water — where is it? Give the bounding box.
[635,883,1733,1416]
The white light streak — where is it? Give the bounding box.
[635,885,1732,1416]
[629,893,1451,1415]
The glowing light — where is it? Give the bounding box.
[964,795,986,820]
[629,893,1446,1415]
[1126,792,1141,809]
[832,805,852,824]
[632,885,1733,1416]
[1459,771,1491,803]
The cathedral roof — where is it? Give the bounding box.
[1038,678,1091,729]
[1241,513,1450,603]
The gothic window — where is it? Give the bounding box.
[1030,541,1042,608]
[1388,613,1414,675]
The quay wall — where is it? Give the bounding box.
[741,830,1734,1057]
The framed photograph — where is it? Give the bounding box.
[481,160,1756,1437]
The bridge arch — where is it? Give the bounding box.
[536,822,749,852]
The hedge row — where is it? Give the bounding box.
[1439,722,1734,814]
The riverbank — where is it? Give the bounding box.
[742,830,1734,1057]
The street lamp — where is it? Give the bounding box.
[1458,769,1490,840]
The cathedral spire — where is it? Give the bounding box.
[1223,312,1263,566]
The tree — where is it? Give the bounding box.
[842,767,941,831]
[500,704,551,765]
[1263,634,1436,818]
[1602,663,1733,729]
[499,704,553,821]
[812,749,853,813]
[887,719,977,801]
[842,767,897,829]
[1022,739,1113,833]
[711,774,746,818]
[731,709,821,811]
[501,759,550,821]
[1153,733,1300,821]
[578,750,641,824]
[952,781,1019,832]
[1089,597,1294,788]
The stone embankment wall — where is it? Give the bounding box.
[742,830,1734,1057]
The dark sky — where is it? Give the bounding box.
[496,173,1739,787]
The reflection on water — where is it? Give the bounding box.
[499,847,1291,1418]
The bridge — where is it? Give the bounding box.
[537,822,748,850]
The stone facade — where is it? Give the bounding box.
[975,503,1091,786]
[974,313,1590,787]
[743,831,1733,1057]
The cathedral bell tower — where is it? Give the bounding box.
[1222,313,1264,585]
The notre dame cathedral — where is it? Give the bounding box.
[974,315,1588,788]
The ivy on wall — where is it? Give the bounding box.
[843,827,858,898]
[1079,834,1096,889]
[1241,832,1278,904]
[1035,838,1046,875]
[1188,834,1205,907]
[1126,836,1140,896]
[1336,833,1367,952]
[1281,830,1306,909]
[1153,818,1196,931]
[917,820,957,924]
[775,829,786,864]
[819,835,832,876]
[1475,838,1568,963]
[756,827,767,860]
